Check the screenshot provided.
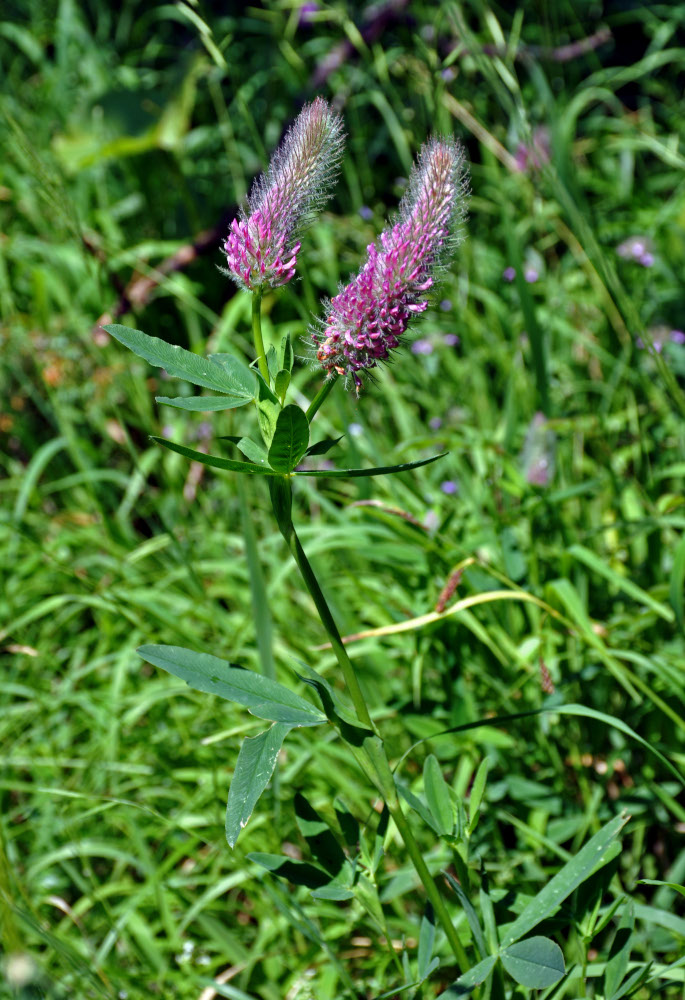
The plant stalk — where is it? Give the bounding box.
[277,503,466,971]
[251,289,270,385]
[306,374,338,422]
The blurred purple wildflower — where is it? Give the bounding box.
[441,480,458,495]
[444,333,459,346]
[359,205,373,220]
[503,266,516,282]
[524,267,539,283]
[411,338,433,355]
[440,298,453,311]
[429,416,443,430]
[313,137,468,392]
[671,329,685,345]
[521,412,555,487]
[514,127,550,173]
[616,235,654,268]
[224,98,344,291]
[297,1,319,27]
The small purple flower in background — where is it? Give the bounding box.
[503,266,516,282]
[521,412,555,487]
[411,338,433,355]
[347,422,363,438]
[444,333,459,346]
[441,480,458,495]
[429,416,443,430]
[616,236,654,268]
[224,98,344,291]
[440,298,452,311]
[514,126,551,174]
[358,205,373,221]
[671,329,685,345]
[313,136,468,392]
[297,1,319,27]
[524,267,539,283]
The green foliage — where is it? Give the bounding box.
[2,0,685,998]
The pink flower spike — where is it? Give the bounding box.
[223,99,344,291]
[312,136,468,392]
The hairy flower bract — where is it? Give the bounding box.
[224,98,344,291]
[312,137,468,392]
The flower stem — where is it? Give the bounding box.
[251,289,270,385]
[269,482,466,972]
[306,374,338,422]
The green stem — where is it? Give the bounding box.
[251,289,270,385]
[306,374,338,422]
[269,481,466,972]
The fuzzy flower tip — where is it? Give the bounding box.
[223,98,344,291]
[312,136,468,392]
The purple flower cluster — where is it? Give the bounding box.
[617,236,654,268]
[223,98,344,291]
[313,137,468,391]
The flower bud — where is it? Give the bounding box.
[224,98,344,291]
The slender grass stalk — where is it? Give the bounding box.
[251,288,270,384]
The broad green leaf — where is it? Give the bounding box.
[137,644,326,726]
[155,394,251,411]
[104,324,255,398]
[444,955,497,997]
[670,533,685,633]
[294,793,350,880]
[226,723,290,848]
[268,405,310,473]
[237,437,269,467]
[604,901,633,999]
[294,452,448,478]
[500,936,565,989]
[500,811,629,947]
[255,372,280,447]
[274,369,291,403]
[423,755,453,836]
[569,544,674,622]
[279,332,294,373]
[468,757,491,835]
[305,435,344,457]
[152,436,275,475]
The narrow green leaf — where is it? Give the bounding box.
[604,901,634,999]
[305,435,344,457]
[294,793,349,880]
[417,904,436,981]
[500,936,565,989]
[423,755,454,836]
[266,344,279,381]
[248,853,330,889]
[569,544,674,622]
[444,872,488,960]
[279,332,294,373]
[137,644,326,727]
[104,324,255,398]
[274,369,291,403]
[152,436,275,475]
[468,757,491,835]
[237,437,269,466]
[268,405,310,473]
[155,394,252,411]
[443,955,497,997]
[637,879,685,898]
[255,372,280,447]
[669,533,685,633]
[226,723,290,848]
[500,811,629,947]
[294,452,448,478]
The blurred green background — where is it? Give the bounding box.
[1,2,684,998]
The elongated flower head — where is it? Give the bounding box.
[312,136,468,392]
[224,98,344,291]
